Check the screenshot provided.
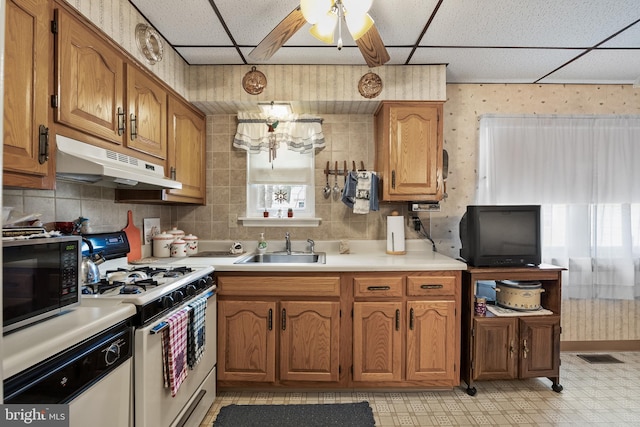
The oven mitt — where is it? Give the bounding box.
[187,296,207,368]
[161,308,189,397]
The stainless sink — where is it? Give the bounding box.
[234,252,326,264]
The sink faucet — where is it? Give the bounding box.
[285,232,291,255]
[307,238,315,254]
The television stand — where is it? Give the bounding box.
[461,264,564,395]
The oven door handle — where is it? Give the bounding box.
[149,289,215,335]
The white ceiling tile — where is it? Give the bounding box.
[411,47,583,83]
[177,47,245,65]
[130,0,230,45]
[601,21,640,47]
[539,50,640,83]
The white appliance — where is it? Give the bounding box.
[81,232,217,427]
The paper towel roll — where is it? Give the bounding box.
[386,215,406,255]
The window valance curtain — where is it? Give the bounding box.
[234,112,325,154]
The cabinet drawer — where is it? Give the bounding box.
[407,275,456,296]
[353,276,404,297]
[217,275,340,297]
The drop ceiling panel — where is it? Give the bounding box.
[177,47,246,65]
[424,0,640,47]
[131,0,230,45]
[411,48,583,83]
[538,50,640,84]
[601,22,640,47]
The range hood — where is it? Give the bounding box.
[56,135,182,190]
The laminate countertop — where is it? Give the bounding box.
[149,239,468,272]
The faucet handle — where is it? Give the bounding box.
[307,238,315,253]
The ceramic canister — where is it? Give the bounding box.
[152,231,174,258]
[183,234,198,255]
[170,238,187,258]
[167,226,185,240]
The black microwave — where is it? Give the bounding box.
[3,236,81,334]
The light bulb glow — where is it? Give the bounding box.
[342,0,373,15]
[309,12,338,44]
[345,12,374,40]
[301,0,334,24]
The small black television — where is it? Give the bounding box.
[459,205,541,267]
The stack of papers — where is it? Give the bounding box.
[486,304,554,317]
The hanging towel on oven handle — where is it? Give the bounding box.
[161,308,189,397]
[187,296,207,368]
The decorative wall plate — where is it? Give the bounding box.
[136,23,163,65]
[358,72,383,99]
[242,66,267,95]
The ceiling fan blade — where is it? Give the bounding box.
[355,24,390,67]
[249,7,307,62]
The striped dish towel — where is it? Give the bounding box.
[187,296,207,368]
[161,308,189,397]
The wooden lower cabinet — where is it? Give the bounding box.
[217,271,461,390]
[461,266,564,395]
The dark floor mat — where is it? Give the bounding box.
[577,354,624,364]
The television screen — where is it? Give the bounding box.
[460,205,541,267]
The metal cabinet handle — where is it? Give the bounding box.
[367,286,391,291]
[281,308,286,330]
[268,308,273,331]
[117,107,125,136]
[509,340,514,358]
[420,284,443,289]
[391,170,396,189]
[409,308,415,330]
[38,125,49,164]
[170,166,177,180]
[395,309,400,331]
[130,114,137,140]
[522,339,529,359]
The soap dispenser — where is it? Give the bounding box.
[257,232,268,254]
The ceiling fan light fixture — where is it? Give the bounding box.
[345,12,374,40]
[343,0,373,15]
[301,0,334,24]
[309,11,338,44]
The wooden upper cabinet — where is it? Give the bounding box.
[375,101,444,202]
[3,0,54,189]
[126,64,167,159]
[55,6,125,145]
[166,96,206,204]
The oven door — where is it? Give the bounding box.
[134,288,216,427]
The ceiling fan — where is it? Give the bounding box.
[248,0,390,68]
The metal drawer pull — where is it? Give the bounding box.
[117,107,125,136]
[130,114,138,139]
[420,284,443,289]
[395,309,400,331]
[409,308,415,330]
[522,339,529,359]
[268,308,273,330]
[38,125,49,164]
[282,308,287,330]
[367,286,391,291]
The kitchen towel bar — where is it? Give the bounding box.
[150,290,215,335]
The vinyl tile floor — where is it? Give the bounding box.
[200,352,640,426]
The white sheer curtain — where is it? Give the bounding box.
[233,112,325,153]
[477,115,640,300]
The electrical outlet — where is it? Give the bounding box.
[228,213,238,228]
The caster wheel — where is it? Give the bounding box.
[552,383,563,393]
[466,386,477,396]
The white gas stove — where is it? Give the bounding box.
[81,231,217,427]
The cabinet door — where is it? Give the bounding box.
[3,0,52,188]
[126,65,167,159]
[406,300,456,383]
[376,102,443,201]
[472,317,518,381]
[217,300,276,382]
[55,7,125,144]
[166,96,206,204]
[353,302,402,382]
[519,316,561,379]
[280,301,340,382]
